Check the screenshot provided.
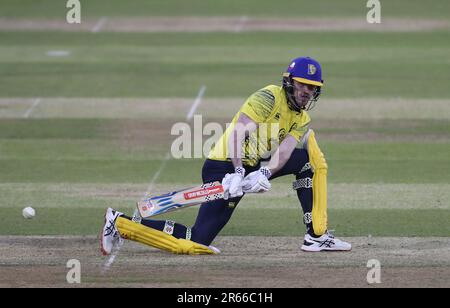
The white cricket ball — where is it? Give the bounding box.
[22,207,36,219]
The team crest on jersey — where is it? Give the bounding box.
[278,128,286,142]
[308,64,316,75]
[289,123,298,132]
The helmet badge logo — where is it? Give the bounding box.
[289,62,296,68]
[308,64,316,75]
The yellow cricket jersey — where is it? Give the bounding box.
[208,85,311,166]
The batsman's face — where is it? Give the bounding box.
[293,80,317,107]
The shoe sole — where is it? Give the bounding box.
[301,245,352,252]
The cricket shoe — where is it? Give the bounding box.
[100,208,123,256]
[301,231,351,252]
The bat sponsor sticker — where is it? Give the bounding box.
[184,186,224,200]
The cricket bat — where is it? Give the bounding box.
[137,181,224,218]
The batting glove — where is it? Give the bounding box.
[242,167,272,193]
[222,167,245,200]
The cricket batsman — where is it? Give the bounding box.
[101,56,351,255]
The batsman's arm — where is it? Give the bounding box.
[264,134,298,175]
[222,113,258,199]
[242,134,297,194]
[228,113,258,168]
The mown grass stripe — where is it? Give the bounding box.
[3,207,449,236]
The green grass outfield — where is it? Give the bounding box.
[1,31,449,98]
[1,1,449,238]
[3,207,450,236]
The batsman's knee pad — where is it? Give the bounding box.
[115,217,217,255]
[306,130,328,235]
